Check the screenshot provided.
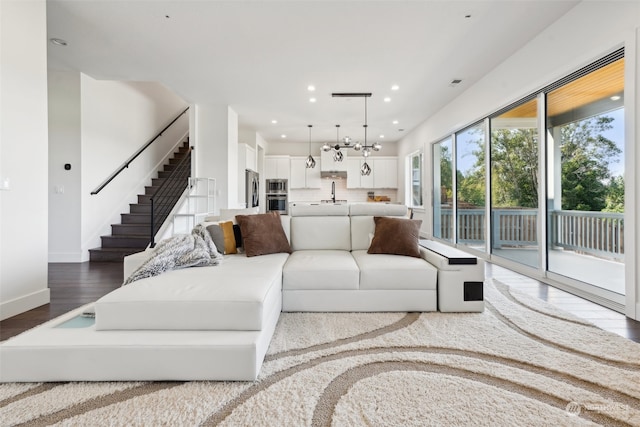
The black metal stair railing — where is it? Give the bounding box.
[150,147,193,247]
[91,107,189,195]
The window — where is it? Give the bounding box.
[546,57,625,295]
[433,138,453,242]
[407,151,423,208]
[428,48,625,308]
[490,98,540,268]
[456,122,487,252]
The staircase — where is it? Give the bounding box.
[89,140,191,262]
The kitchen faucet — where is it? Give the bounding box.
[331,181,336,203]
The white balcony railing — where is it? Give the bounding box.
[435,208,624,261]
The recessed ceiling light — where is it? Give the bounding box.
[450,79,463,87]
[379,134,385,139]
[398,128,405,132]
[271,120,278,124]
[611,95,621,101]
[391,85,399,91]
[281,134,287,138]
[464,14,472,18]
[50,38,68,46]
[384,97,391,102]
[307,85,316,92]
[392,120,399,125]
[309,97,317,103]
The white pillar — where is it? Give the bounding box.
[0,0,50,319]
[191,104,239,212]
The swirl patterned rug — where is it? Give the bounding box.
[1,279,639,427]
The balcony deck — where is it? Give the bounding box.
[492,247,624,295]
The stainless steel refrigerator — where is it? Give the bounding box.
[245,169,259,208]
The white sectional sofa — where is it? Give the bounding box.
[0,203,484,382]
[282,203,438,311]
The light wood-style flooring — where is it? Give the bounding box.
[1,261,638,343]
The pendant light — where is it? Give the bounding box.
[360,96,372,176]
[305,124,316,168]
[322,125,346,162]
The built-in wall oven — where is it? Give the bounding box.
[265,179,288,214]
[266,179,287,194]
[266,194,288,214]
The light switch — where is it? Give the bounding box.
[0,177,9,191]
[54,185,65,194]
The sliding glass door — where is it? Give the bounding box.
[456,122,487,252]
[490,99,539,268]
[546,58,625,296]
[430,50,626,308]
[433,137,453,242]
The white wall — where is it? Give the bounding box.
[78,77,188,260]
[192,104,240,211]
[0,0,50,320]
[238,126,257,149]
[48,70,82,261]
[397,1,640,319]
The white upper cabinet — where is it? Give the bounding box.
[373,157,398,188]
[290,157,321,189]
[238,143,256,172]
[346,156,397,189]
[320,150,348,172]
[264,156,290,180]
[346,157,374,188]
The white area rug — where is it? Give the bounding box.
[1,279,639,426]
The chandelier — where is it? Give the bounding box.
[326,93,382,175]
[322,125,348,162]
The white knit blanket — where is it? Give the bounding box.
[123,224,223,285]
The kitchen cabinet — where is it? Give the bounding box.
[373,157,398,188]
[320,150,348,172]
[264,156,290,180]
[290,157,321,189]
[346,158,374,189]
[346,157,397,189]
[238,143,256,172]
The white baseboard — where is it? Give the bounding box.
[49,251,87,263]
[0,288,50,321]
[631,302,640,321]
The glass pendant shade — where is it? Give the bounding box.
[305,155,316,168]
[361,161,372,176]
[322,142,331,152]
[333,150,344,162]
[306,124,316,168]
[353,142,362,151]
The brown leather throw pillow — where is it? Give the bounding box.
[236,212,292,257]
[367,216,422,258]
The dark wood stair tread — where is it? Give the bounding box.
[90,137,190,262]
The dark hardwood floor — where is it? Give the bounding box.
[487,263,640,343]
[1,261,639,343]
[0,262,122,341]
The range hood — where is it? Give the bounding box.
[321,170,347,179]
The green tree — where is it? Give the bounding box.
[560,115,621,211]
[490,128,538,208]
[438,143,453,204]
[603,175,624,213]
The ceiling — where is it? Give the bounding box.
[46,0,579,147]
